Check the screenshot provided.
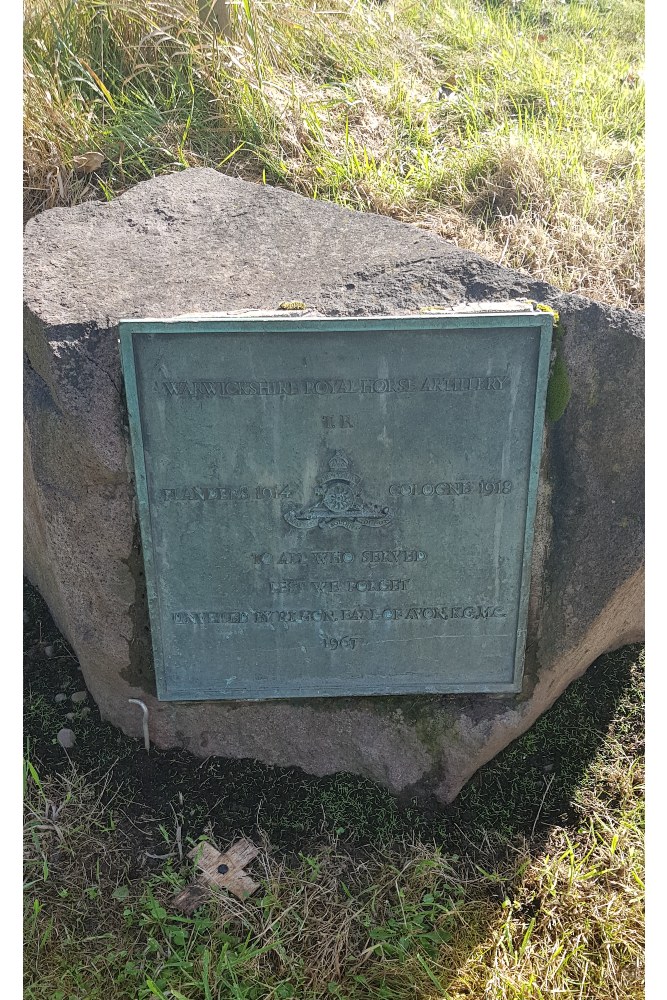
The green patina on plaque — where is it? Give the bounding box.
[120,311,552,700]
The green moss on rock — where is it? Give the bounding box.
[546,352,571,422]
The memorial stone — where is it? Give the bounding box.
[23,169,644,801]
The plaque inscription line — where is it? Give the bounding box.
[151,633,514,661]
[156,374,512,398]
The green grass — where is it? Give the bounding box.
[24,0,644,308]
[23,785,644,999]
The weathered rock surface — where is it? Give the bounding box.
[23,169,644,801]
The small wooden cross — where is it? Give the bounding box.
[172,838,260,914]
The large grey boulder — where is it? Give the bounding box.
[23,169,644,801]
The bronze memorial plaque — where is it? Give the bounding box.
[120,311,552,700]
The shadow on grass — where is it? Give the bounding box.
[23,579,644,862]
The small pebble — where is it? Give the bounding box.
[65,713,75,721]
[80,706,91,717]
[55,693,67,704]
[44,645,55,658]
[57,728,76,749]
[71,690,88,704]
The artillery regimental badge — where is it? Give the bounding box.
[283,451,393,532]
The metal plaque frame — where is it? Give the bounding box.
[120,311,553,700]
